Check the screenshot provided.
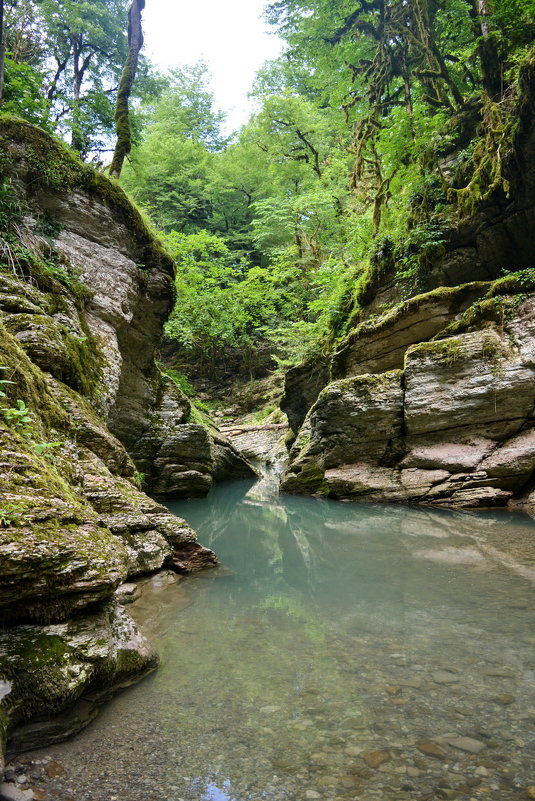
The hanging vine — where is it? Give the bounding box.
[328,0,463,235]
[452,89,516,218]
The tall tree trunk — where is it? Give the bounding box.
[71,37,83,152]
[109,0,145,179]
[0,0,5,103]
[477,0,491,36]
[473,0,502,98]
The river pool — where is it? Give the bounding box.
[23,472,535,801]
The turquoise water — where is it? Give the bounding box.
[30,473,535,801]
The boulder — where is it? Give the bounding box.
[1,602,158,754]
[404,330,535,437]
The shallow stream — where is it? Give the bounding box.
[25,472,535,800]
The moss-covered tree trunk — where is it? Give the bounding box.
[109,0,145,179]
[0,0,5,103]
[472,0,502,99]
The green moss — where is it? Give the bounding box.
[451,93,516,219]
[480,335,505,369]
[0,320,67,435]
[438,273,535,338]
[160,366,194,397]
[297,432,311,448]
[291,462,328,495]
[345,257,391,331]
[487,268,535,297]
[186,403,217,430]
[337,281,491,358]
[331,370,403,397]
[405,337,463,367]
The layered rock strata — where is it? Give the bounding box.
[282,283,535,509]
[0,119,243,767]
[0,118,254,498]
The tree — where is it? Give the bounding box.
[109,0,145,178]
[0,0,5,101]
[39,0,128,155]
[121,63,225,231]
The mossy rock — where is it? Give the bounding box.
[0,115,174,274]
[280,461,328,496]
[1,602,158,753]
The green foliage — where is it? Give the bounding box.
[0,501,34,528]
[133,471,147,489]
[5,0,528,378]
[121,63,225,232]
[0,177,22,230]
[1,59,51,128]
[1,398,33,431]
[0,368,33,435]
[164,230,285,372]
[161,367,195,397]
[395,223,447,293]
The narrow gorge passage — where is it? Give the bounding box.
[14,471,535,801]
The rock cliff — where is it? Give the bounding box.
[282,280,535,508]
[281,60,535,510]
[0,118,251,766]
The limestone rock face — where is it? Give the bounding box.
[331,283,489,380]
[281,355,331,435]
[0,120,228,761]
[404,331,535,436]
[282,288,535,509]
[0,118,254,501]
[0,331,210,626]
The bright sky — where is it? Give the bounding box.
[142,0,285,134]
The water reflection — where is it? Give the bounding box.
[27,474,535,801]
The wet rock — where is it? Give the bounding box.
[344,746,363,757]
[363,750,391,768]
[114,583,141,604]
[416,739,447,759]
[0,784,34,801]
[432,671,461,684]
[167,542,218,573]
[440,735,486,754]
[492,694,516,705]
[43,761,64,778]
[435,789,457,800]
[2,602,158,753]
[484,668,516,678]
[149,422,256,499]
